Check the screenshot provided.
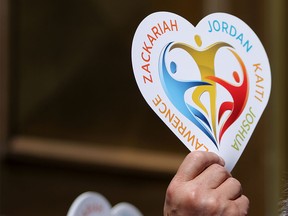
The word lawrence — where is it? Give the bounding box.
[152,95,209,151]
[140,19,178,84]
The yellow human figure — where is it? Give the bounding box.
[169,35,232,141]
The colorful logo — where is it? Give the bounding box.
[159,38,249,149]
[131,12,271,171]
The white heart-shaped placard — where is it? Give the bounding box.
[131,12,271,171]
[67,192,111,216]
[111,202,143,216]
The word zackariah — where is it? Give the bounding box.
[140,19,178,84]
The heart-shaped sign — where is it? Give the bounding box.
[67,192,143,216]
[67,192,112,216]
[131,12,271,171]
[111,202,143,216]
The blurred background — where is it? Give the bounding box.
[0,0,286,215]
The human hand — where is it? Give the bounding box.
[164,151,249,216]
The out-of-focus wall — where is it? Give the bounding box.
[0,0,286,215]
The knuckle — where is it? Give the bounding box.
[229,177,242,189]
[210,164,231,179]
[165,182,177,201]
[186,186,201,203]
[201,195,224,214]
[188,189,217,209]
[187,151,205,162]
[186,186,209,208]
[187,151,214,164]
[205,196,219,209]
[212,163,229,173]
[226,196,250,216]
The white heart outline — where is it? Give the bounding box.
[131,12,271,171]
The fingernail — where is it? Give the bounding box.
[219,156,226,166]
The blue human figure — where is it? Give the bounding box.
[159,42,217,147]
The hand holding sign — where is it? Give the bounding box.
[164,151,250,215]
[131,12,271,171]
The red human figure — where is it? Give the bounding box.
[207,48,249,142]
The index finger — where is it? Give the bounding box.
[175,151,225,182]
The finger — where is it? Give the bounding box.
[193,163,231,189]
[216,177,243,200]
[225,195,250,215]
[234,195,250,214]
[175,151,225,182]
